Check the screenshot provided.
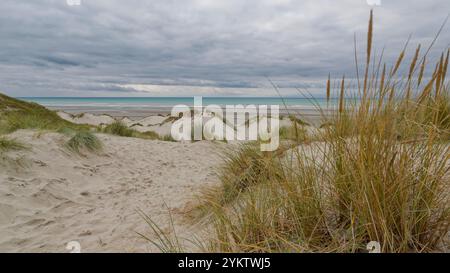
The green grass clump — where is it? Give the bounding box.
[0,93,90,134]
[140,130,162,140]
[102,121,162,140]
[103,121,135,137]
[0,137,26,153]
[160,134,176,142]
[57,127,77,136]
[65,131,102,154]
[0,94,175,142]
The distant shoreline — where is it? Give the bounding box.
[47,105,331,118]
[20,97,336,122]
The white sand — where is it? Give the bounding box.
[57,112,116,127]
[57,112,175,136]
[0,130,225,252]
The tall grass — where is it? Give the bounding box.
[204,143,285,207]
[193,11,450,253]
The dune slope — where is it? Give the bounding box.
[0,130,223,252]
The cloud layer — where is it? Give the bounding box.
[0,0,449,96]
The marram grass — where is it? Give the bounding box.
[65,131,103,154]
[200,11,449,253]
[0,93,91,134]
[102,121,163,140]
[142,11,449,253]
[0,137,26,153]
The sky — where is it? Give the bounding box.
[0,0,449,97]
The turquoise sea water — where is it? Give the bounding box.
[20,97,337,110]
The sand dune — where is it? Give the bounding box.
[0,130,225,252]
[57,112,116,127]
[56,111,311,138]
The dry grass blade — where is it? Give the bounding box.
[435,53,444,97]
[326,73,331,105]
[366,10,373,66]
[193,10,450,253]
[137,208,184,253]
[339,75,345,113]
[362,10,374,99]
[418,55,427,86]
[409,44,421,80]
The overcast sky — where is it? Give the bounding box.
[0,0,449,97]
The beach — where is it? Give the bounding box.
[0,98,320,252]
[21,97,332,124]
[1,2,449,256]
[1,93,448,253]
[0,129,226,252]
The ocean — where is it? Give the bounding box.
[18,97,341,119]
[20,97,337,110]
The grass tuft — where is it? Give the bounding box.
[65,131,102,154]
[0,93,91,134]
[102,121,164,140]
[103,121,135,137]
[0,137,26,153]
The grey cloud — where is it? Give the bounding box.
[40,56,82,67]
[0,0,449,97]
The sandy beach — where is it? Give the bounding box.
[0,128,226,252]
[1,95,447,253]
[6,93,450,258]
[1,2,449,256]
[0,105,312,252]
[0,97,327,251]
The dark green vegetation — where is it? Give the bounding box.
[0,93,90,134]
[0,93,175,143]
[101,121,170,140]
[65,131,103,154]
[0,137,26,153]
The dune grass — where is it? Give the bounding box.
[0,137,28,169]
[65,131,103,154]
[204,143,284,206]
[0,93,91,134]
[103,121,135,137]
[0,94,174,143]
[102,121,166,140]
[145,11,449,253]
[0,137,26,153]
[0,93,105,155]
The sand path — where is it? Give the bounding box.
[0,130,224,252]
